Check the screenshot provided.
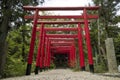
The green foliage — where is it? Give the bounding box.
[3,57,26,77]
[90,0,120,72]
[0,0,45,77]
[93,0,120,38]
[0,0,45,28]
[94,63,108,73]
[2,25,33,78]
[114,34,120,65]
[72,66,80,72]
[50,63,56,69]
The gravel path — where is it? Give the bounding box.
[2,69,120,80]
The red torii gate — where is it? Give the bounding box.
[35,21,86,73]
[45,34,77,66]
[49,38,76,69]
[35,21,87,24]
[35,21,85,74]
[23,6,99,75]
[50,41,76,67]
[36,28,78,74]
[36,23,79,74]
[35,21,88,74]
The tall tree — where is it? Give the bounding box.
[0,0,45,77]
[92,0,120,71]
[93,0,120,38]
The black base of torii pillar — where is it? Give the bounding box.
[26,64,32,75]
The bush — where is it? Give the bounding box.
[94,63,108,73]
[50,63,56,69]
[2,56,26,78]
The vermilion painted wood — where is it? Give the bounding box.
[78,23,85,69]
[36,24,44,68]
[51,46,71,49]
[51,50,70,53]
[52,50,70,53]
[72,45,75,67]
[51,41,74,43]
[44,53,47,67]
[73,43,76,67]
[51,49,70,52]
[36,24,43,67]
[27,9,38,64]
[43,31,47,67]
[44,38,49,68]
[49,38,74,41]
[68,52,70,67]
[36,21,89,24]
[83,9,93,65]
[53,52,70,54]
[40,30,46,68]
[51,41,74,46]
[69,46,73,67]
[37,27,78,31]
[46,34,78,38]
[69,43,76,67]
[52,48,70,52]
[26,9,39,75]
[45,38,48,67]
[23,6,99,11]
[47,40,51,67]
[46,38,51,67]
[73,44,76,67]
[51,47,71,50]
[51,44,73,46]
[24,15,98,19]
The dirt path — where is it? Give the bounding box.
[2,69,120,80]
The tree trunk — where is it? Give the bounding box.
[100,46,106,59]
[0,14,10,77]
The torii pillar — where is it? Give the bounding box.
[35,23,44,74]
[26,9,38,75]
[45,38,49,69]
[41,30,46,71]
[71,43,76,67]
[84,8,94,72]
[47,39,51,68]
[78,23,85,71]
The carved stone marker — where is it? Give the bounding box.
[105,38,118,73]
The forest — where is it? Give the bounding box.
[0,0,120,78]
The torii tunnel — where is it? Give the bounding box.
[23,6,99,75]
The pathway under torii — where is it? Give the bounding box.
[23,6,99,75]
